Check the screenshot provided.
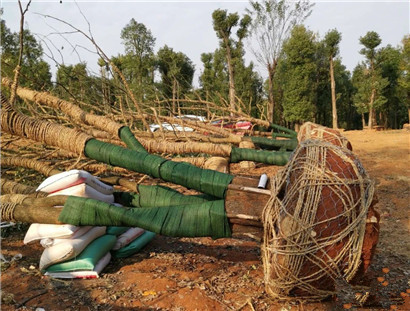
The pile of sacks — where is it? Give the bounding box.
[23,170,155,279]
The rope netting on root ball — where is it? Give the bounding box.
[298,122,353,151]
[262,139,379,301]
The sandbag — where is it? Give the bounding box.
[45,234,116,272]
[24,224,89,244]
[106,226,129,236]
[112,227,145,250]
[36,169,113,194]
[48,183,114,204]
[112,231,155,258]
[39,226,106,271]
[44,252,111,279]
[40,226,93,248]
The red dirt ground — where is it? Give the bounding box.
[1,129,409,311]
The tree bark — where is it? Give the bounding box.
[408,107,410,124]
[267,62,277,123]
[330,57,338,129]
[224,37,237,116]
[172,78,177,114]
[368,88,376,129]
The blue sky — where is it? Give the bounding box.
[2,0,409,85]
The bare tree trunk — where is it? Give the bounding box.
[330,57,338,129]
[267,62,277,123]
[9,0,31,106]
[362,113,366,129]
[408,107,410,124]
[224,38,236,116]
[172,78,177,115]
[368,88,376,129]
[100,65,110,113]
[267,69,274,123]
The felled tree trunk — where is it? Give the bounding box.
[1,77,146,153]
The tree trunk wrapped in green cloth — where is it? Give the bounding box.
[59,196,231,239]
[114,185,216,208]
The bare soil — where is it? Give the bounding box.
[1,129,409,311]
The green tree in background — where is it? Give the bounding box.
[314,36,357,129]
[332,60,357,129]
[359,31,386,129]
[1,19,51,92]
[120,18,156,102]
[234,60,264,118]
[98,58,112,113]
[352,61,388,129]
[54,63,104,110]
[377,45,403,128]
[398,35,410,125]
[156,45,195,114]
[314,39,332,127]
[211,9,251,114]
[199,50,229,113]
[352,63,371,128]
[247,0,313,123]
[324,29,342,129]
[278,25,317,128]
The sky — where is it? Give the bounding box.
[1,0,409,86]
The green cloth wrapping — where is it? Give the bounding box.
[114,185,216,208]
[272,132,296,139]
[230,147,291,166]
[269,123,297,137]
[250,137,297,151]
[119,126,147,153]
[106,226,129,236]
[112,231,156,258]
[84,139,234,198]
[45,235,116,272]
[59,196,231,239]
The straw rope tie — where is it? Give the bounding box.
[1,202,17,222]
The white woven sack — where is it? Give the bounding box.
[24,224,85,244]
[48,183,114,204]
[39,226,106,271]
[112,227,145,250]
[36,170,113,195]
[40,226,93,248]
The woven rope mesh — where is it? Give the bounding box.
[298,122,352,151]
[262,139,375,301]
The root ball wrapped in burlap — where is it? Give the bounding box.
[262,139,378,301]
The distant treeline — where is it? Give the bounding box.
[1,0,409,130]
